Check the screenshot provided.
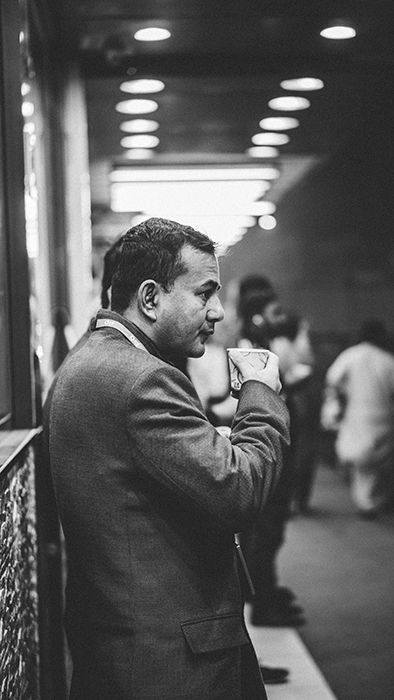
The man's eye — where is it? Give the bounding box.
[199,290,211,301]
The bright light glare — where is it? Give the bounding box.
[120,79,165,94]
[22,102,34,118]
[247,146,279,158]
[320,26,356,39]
[134,28,171,42]
[120,119,159,133]
[125,150,155,160]
[115,99,158,114]
[110,178,274,253]
[21,82,30,96]
[251,201,276,216]
[259,117,299,131]
[110,167,279,182]
[111,182,267,213]
[120,135,159,148]
[23,122,35,135]
[258,215,277,230]
[281,78,324,91]
[252,132,289,146]
[268,96,310,111]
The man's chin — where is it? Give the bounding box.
[189,343,206,358]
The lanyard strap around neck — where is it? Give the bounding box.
[94,318,148,352]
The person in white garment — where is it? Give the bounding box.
[324,319,394,517]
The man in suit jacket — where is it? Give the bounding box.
[45,217,290,699]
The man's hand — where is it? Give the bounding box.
[228,349,282,394]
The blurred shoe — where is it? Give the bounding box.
[252,606,306,627]
[260,665,289,684]
[272,585,297,603]
[270,589,305,616]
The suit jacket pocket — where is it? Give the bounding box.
[181,613,248,654]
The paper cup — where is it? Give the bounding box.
[227,348,269,393]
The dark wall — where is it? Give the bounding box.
[220,86,394,336]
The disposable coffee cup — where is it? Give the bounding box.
[227,348,269,394]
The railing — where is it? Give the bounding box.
[0,429,66,700]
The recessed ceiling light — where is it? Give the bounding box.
[268,96,310,111]
[120,79,165,94]
[320,25,356,39]
[251,132,290,146]
[120,119,159,133]
[280,78,324,91]
[22,101,34,118]
[110,167,280,182]
[23,122,35,135]
[125,149,155,160]
[259,117,299,131]
[120,135,160,149]
[115,99,158,115]
[250,201,276,216]
[247,146,279,158]
[134,27,171,42]
[258,215,277,230]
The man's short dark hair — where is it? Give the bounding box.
[111,217,216,313]
[101,234,125,308]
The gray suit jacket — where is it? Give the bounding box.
[45,310,290,699]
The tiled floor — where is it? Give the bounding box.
[245,609,337,699]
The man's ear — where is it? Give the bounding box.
[137,279,160,321]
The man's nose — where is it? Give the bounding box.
[207,296,224,323]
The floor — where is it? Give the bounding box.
[246,622,337,699]
[247,462,394,700]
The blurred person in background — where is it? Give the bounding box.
[270,313,319,516]
[236,294,307,628]
[324,319,394,518]
[190,276,306,628]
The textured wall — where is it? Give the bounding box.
[0,448,39,700]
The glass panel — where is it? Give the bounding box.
[0,163,12,426]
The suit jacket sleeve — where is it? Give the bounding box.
[125,363,290,532]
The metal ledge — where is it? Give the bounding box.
[0,428,42,478]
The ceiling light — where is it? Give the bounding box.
[251,132,289,146]
[120,79,165,94]
[320,26,356,39]
[23,122,35,135]
[258,215,277,230]
[21,82,30,96]
[110,166,280,182]
[268,96,310,111]
[110,180,270,254]
[280,78,324,91]
[250,201,276,216]
[120,135,160,148]
[115,99,158,115]
[22,101,34,118]
[134,27,171,42]
[247,146,279,158]
[120,119,159,133]
[112,182,272,215]
[259,117,299,131]
[125,149,155,160]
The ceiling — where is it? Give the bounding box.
[57,0,394,241]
